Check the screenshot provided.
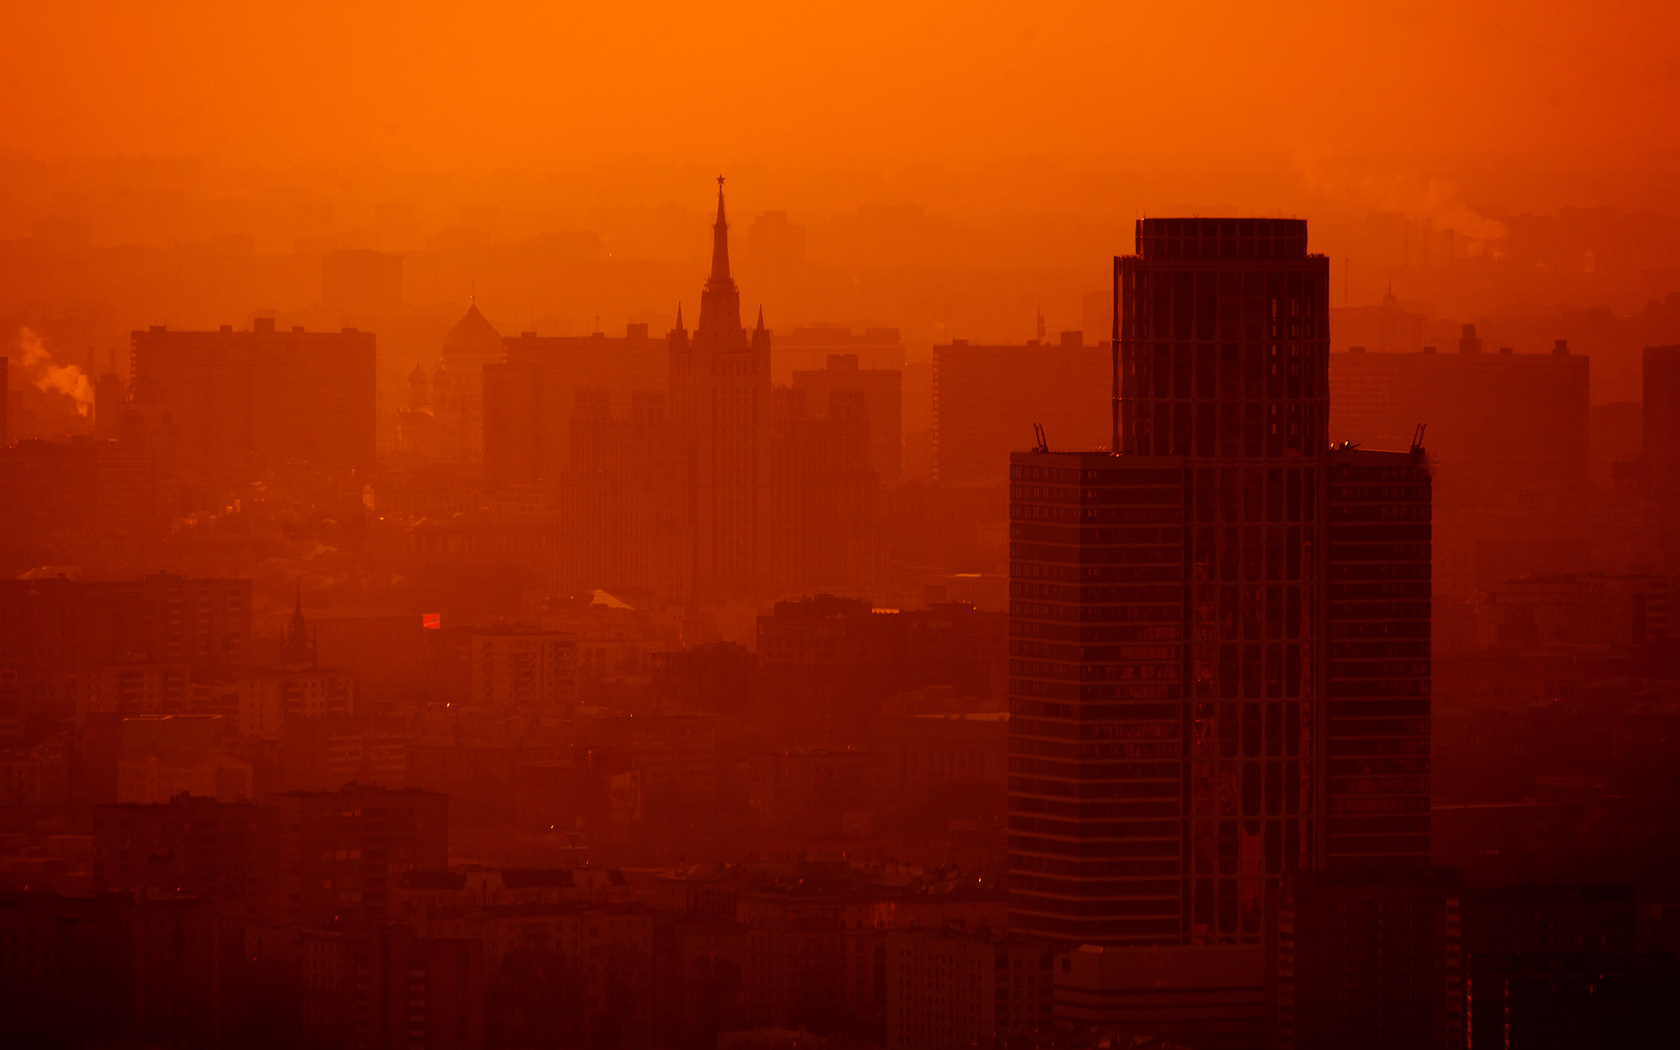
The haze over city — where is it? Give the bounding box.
[2,2,1680,1048]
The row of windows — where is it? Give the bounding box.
[1008,834,1180,859]
[1122,342,1324,402]
[1010,545,1181,567]
[1012,717,1179,742]
[1010,621,1182,643]
[1122,399,1324,459]
[1008,757,1181,782]
[1192,699,1311,759]
[1009,589,1182,609]
[1009,873,1180,897]
[1008,776,1184,802]
[1009,659,1182,683]
[1008,815,1180,841]
[1192,466,1318,524]
[1009,679,1183,702]
[1193,527,1317,584]
[1010,464,1181,485]
[1003,890,1180,917]
[1011,523,1185,545]
[1009,640,1181,662]
[1010,796,1181,819]
[1008,853,1181,878]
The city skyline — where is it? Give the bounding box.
[4,2,1680,1047]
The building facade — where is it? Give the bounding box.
[668,182,773,598]
[1005,220,1435,1050]
[129,320,377,483]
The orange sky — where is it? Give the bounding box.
[3,0,1676,213]
[4,0,1680,400]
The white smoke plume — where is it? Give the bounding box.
[1296,153,1509,247]
[14,327,94,416]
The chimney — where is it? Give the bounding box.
[1554,339,1570,356]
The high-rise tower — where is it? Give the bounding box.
[1008,219,1431,963]
[669,180,772,598]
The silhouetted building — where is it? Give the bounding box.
[934,335,1110,484]
[1330,333,1585,591]
[766,387,880,596]
[670,182,773,597]
[0,574,250,682]
[483,323,665,487]
[433,300,503,464]
[1009,219,1433,1047]
[1276,868,1464,1050]
[1010,219,1334,950]
[561,389,691,596]
[885,927,1052,1050]
[1645,344,1680,498]
[774,326,904,382]
[130,320,377,483]
[467,627,577,712]
[301,923,486,1050]
[1324,448,1433,872]
[756,596,878,746]
[1456,883,1677,1047]
[791,353,902,483]
[0,891,219,1048]
[1055,942,1265,1048]
[271,783,448,929]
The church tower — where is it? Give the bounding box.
[669,179,772,598]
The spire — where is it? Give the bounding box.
[755,306,765,332]
[710,175,731,282]
[676,303,685,330]
[282,584,314,668]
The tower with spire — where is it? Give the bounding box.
[280,585,316,668]
[668,178,773,597]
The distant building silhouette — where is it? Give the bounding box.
[129,320,376,483]
[433,299,503,463]
[483,324,666,487]
[670,181,773,597]
[934,336,1110,485]
[1330,333,1585,592]
[1277,868,1464,1049]
[791,353,902,483]
[1644,344,1680,498]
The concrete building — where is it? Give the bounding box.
[885,926,1051,1050]
[467,628,578,712]
[934,334,1110,485]
[1277,869,1464,1050]
[792,353,902,483]
[129,320,377,483]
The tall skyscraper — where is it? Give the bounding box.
[1007,219,1431,1010]
[669,180,772,597]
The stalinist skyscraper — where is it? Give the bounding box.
[669,179,772,598]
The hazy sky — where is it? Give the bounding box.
[4,0,1676,216]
